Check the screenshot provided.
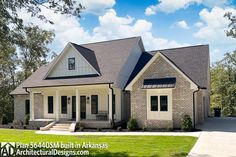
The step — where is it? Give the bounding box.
[55,123,71,126]
[52,125,70,129]
[50,128,69,131]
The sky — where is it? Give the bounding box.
[18,0,236,63]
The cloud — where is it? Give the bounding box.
[194,21,204,27]
[145,0,231,15]
[79,0,116,15]
[175,20,190,29]
[193,7,236,44]
[18,8,188,53]
[92,9,188,50]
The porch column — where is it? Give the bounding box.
[30,91,35,120]
[55,90,60,121]
[76,89,80,122]
[108,88,112,122]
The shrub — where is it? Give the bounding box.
[97,128,102,132]
[181,115,193,131]
[24,114,30,125]
[13,120,23,126]
[142,127,147,131]
[79,127,84,131]
[117,126,122,131]
[127,118,138,131]
[1,114,8,125]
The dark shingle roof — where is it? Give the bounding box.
[142,77,176,89]
[11,37,141,95]
[70,43,101,75]
[126,45,209,88]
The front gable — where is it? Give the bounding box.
[46,43,100,79]
[125,52,198,91]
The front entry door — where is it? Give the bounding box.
[72,96,76,119]
[80,96,86,119]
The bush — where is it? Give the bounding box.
[97,128,102,132]
[13,120,23,126]
[181,115,193,131]
[1,114,8,125]
[79,127,84,131]
[117,126,122,131]
[127,118,138,131]
[142,127,147,131]
[24,114,30,125]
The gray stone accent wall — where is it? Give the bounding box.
[14,95,29,121]
[34,94,44,119]
[131,56,195,128]
[14,94,44,121]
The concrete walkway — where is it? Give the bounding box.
[36,130,201,137]
[188,117,236,157]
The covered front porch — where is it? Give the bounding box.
[28,84,121,128]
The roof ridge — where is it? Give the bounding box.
[78,36,141,46]
[148,44,209,53]
[70,42,94,52]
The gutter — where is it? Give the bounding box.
[109,84,114,128]
[193,86,207,129]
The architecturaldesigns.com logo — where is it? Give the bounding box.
[0,142,16,156]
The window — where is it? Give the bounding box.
[160,96,168,111]
[151,96,158,111]
[91,95,98,114]
[61,96,67,114]
[48,96,54,114]
[25,100,30,115]
[68,58,75,70]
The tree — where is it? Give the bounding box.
[224,12,236,38]
[0,0,84,122]
[211,51,236,116]
[15,25,55,79]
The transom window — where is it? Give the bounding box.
[68,58,75,70]
[150,95,168,112]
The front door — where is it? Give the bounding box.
[80,96,86,119]
[72,96,76,119]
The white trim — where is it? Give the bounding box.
[125,52,198,91]
[146,88,172,120]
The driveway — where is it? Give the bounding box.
[188,117,236,157]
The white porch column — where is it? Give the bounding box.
[76,89,80,122]
[108,88,112,122]
[30,91,35,120]
[55,90,60,121]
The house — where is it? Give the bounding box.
[10,37,210,131]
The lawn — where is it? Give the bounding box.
[0,129,197,157]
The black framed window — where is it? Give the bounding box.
[112,94,115,114]
[25,100,30,115]
[91,95,98,114]
[61,96,67,114]
[48,96,54,114]
[160,96,168,111]
[68,58,75,70]
[151,96,158,111]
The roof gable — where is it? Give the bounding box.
[125,45,209,90]
[45,43,100,79]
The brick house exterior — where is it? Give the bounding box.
[11,37,210,129]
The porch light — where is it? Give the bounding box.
[68,97,70,104]
[86,96,90,104]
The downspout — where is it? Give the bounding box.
[193,87,200,129]
[193,87,207,129]
[109,84,114,127]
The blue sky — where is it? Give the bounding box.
[19,0,236,63]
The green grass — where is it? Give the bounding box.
[0,129,197,157]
